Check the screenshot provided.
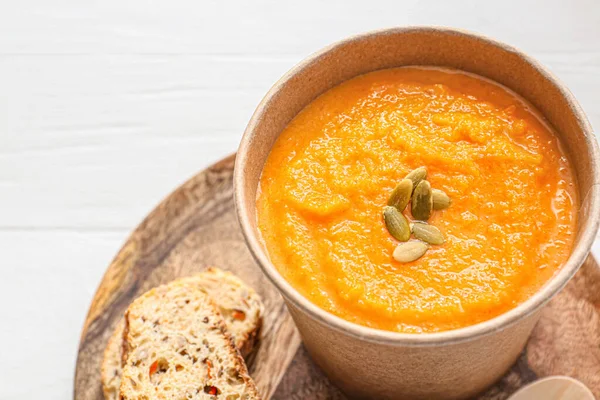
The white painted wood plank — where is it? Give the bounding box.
[0,54,295,229]
[0,230,126,400]
[1,0,599,55]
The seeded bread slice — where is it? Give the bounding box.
[102,319,127,400]
[196,268,263,358]
[119,276,261,399]
[101,269,263,400]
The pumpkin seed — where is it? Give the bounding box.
[393,241,429,263]
[383,206,410,242]
[405,167,427,189]
[387,179,413,211]
[412,180,433,221]
[432,189,451,210]
[412,222,445,245]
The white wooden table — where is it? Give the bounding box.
[1,1,599,399]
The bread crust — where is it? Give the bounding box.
[100,319,126,400]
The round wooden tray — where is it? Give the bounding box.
[75,154,600,400]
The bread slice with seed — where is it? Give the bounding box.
[119,275,261,399]
[102,319,127,400]
[101,269,263,400]
[196,268,263,358]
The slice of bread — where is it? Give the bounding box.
[102,319,127,400]
[119,275,261,399]
[101,269,263,400]
[196,268,262,358]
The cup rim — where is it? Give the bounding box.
[234,26,600,346]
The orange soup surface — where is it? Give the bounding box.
[256,67,576,333]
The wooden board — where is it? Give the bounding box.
[75,155,600,400]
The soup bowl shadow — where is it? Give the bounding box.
[234,27,600,400]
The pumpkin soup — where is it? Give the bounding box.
[256,67,576,333]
